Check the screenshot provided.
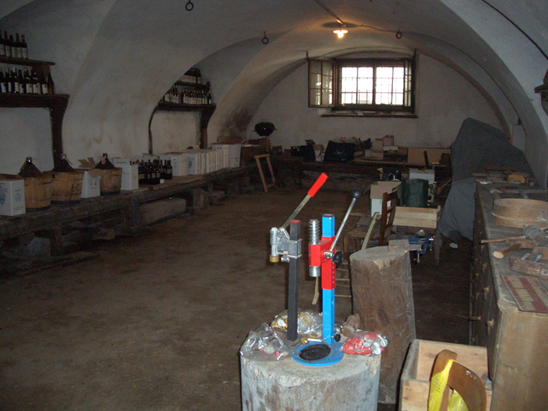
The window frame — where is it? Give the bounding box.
[308,54,417,115]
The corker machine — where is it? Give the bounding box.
[269,173,362,366]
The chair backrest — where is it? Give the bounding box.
[429,350,487,411]
[379,189,398,246]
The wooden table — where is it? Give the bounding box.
[0,167,251,246]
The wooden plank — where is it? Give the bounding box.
[394,206,440,229]
[407,148,451,166]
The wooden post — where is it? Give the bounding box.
[350,246,416,404]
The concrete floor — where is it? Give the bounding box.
[0,187,470,410]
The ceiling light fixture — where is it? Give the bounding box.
[333,24,348,39]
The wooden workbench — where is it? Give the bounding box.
[471,183,548,410]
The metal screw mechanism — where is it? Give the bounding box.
[309,219,321,277]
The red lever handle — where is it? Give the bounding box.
[307,173,328,197]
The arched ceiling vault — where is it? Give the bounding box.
[1,0,547,183]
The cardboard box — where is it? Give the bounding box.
[228,143,242,168]
[409,168,435,183]
[371,150,384,160]
[407,148,451,166]
[112,158,139,191]
[160,153,189,177]
[201,149,216,173]
[382,135,394,146]
[393,206,441,229]
[372,139,384,151]
[0,174,26,216]
[81,170,102,198]
[183,150,202,175]
[399,339,492,411]
[211,144,230,170]
[370,181,401,216]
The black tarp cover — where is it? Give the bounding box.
[439,118,532,241]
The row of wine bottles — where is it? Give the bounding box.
[0,67,55,94]
[0,31,29,60]
[138,160,173,185]
[163,85,212,105]
[179,67,202,84]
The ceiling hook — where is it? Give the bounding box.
[185,0,194,11]
[395,31,403,39]
[262,32,269,45]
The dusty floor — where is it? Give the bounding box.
[0,187,471,410]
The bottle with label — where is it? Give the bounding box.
[4,31,11,58]
[21,34,28,59]
[31,70,40,94]
[0,31,5,57]
[11,69,19,93]
[24,68,32,94]
[5,69,12,93]
[166,160,173,180]
[0,70,6,93]
[40,72,48,94]
[19,157,43,178]
[14,33,22,58]
[47,72,54,94]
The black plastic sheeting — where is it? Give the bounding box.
[439,118,532,241]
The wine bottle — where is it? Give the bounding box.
[46,72,54,94]
[0,30,5,57]
[19,157,43,178]
[40,72,48,94]
[52,154,75,172]
[5,69,12,93]
[14,33,22,59]
[166,160,173,180]
[31,70,40,94]
[24,68,32,94]
[21,34,28,59]
[4,31,11,58]
[0,70,6,93]
[12,69,20,93]
[95,153,116,170]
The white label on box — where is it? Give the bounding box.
[0,178,25,216]
[113,159,139,191]
[186,152,202,175]
[228,144,241,168]
[81,171,101,198]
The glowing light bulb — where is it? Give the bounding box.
[333,29,348,38]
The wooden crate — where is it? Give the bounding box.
[393,206,441,229]
[407,148,451,166]
[399,339,492,411]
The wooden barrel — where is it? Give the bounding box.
[51,170,84,203]
[99,168,122,195]
[23,172,53,211]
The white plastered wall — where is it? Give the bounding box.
[250,55,501,150]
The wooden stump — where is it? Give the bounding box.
[241,354,380,411]
[350,246,416,404]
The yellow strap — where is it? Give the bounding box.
[428,359,455,411]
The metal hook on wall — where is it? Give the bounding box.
[262,32,269,45]
[185,0,194,11]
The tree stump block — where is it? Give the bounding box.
[241,354,380,410]
[350,246,416,404]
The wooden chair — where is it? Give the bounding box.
[378,189,398,246]
[429,350,487,411]
[343,188,399,254]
